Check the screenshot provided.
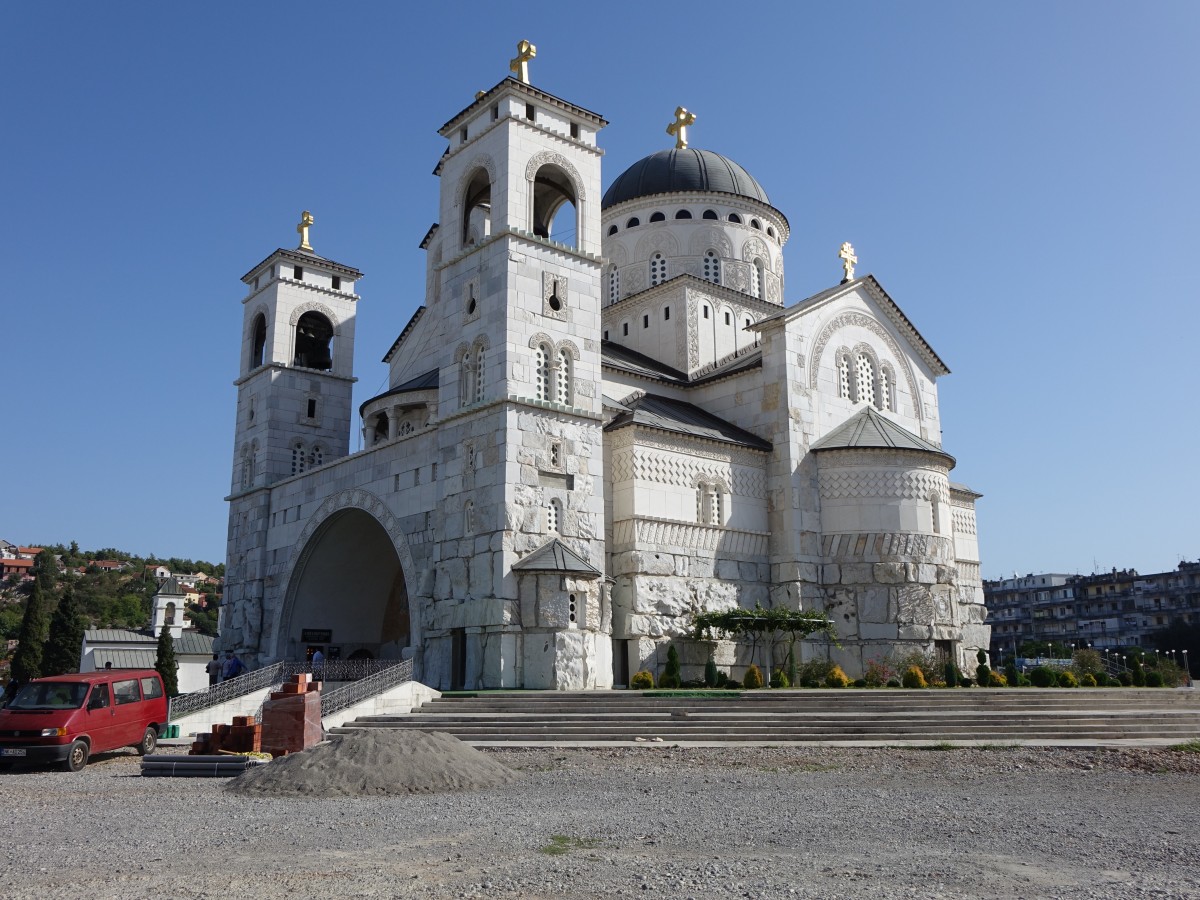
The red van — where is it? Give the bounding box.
[0,670,168,771]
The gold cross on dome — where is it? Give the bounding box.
[666,106,696,150]
[838,241,857,282]
[510,40,536,84]
[296,210,314,252]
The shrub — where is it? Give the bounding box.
[1030,666,1058,688]
[886,678,902,688]
[863,659,895,688]
[1071,649,1103,677]
[977,648,988,666]
[1057,670,1078,687]
[798,659,836,686]
[1131,661,1146,687]
[824,665,849,688]
[958,676,973,687]
[704,656,719,688]
[853,678,868,688]
[743,664,764,689]
[895,649,942,687]
[725,678,743,690]
[771,668,791,688]
[1118,671,1133,686]
[976,662,992,688]
[944,661,958,688]
[901,666,927,689]
[630,670,655,690]
[715,671,728,688]
[1002,662,1019,687]
[987,670,1007,687]
[660,644,682,689]
[1079,673,1098,687]
[1146,670,1165,687]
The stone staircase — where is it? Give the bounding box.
[330,687,1200,747]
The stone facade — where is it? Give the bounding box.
[220,58,988,689]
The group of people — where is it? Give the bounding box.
[205,651,244,686]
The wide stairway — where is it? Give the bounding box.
[331,688,1200,747]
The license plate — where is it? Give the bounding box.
[0,748,26,757]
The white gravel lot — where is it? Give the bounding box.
[2,743,1199,899]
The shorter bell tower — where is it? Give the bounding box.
[231,212,363,492]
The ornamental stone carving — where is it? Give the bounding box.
[525,151,586,201]
[288,300,340,332]
[809,311,921,419]
[687,226,734,258]
[633,230,681,261]
[741,235,771,268]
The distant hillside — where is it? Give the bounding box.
[0,544,223,660]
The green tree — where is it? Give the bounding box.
[43,585,85,676]
[155,627,179,697]
[11,578,51,682]
[661,644,682,688]
[34,549,57,591]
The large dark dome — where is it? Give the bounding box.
[601,148,769,209]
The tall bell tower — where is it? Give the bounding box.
[230,213,363,493]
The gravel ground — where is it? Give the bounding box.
[2,743,1199,899]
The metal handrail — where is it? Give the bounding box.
[320,659,413,719]
[169,662,286,719]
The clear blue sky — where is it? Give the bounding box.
[2,1,1196,578]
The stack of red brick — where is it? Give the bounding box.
[260,673,324,757]
[190,715,262,755]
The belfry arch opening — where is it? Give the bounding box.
[531,163,577,247]
[250,313,266,369]
[461,168,492,247]
[281,508,410,662]
[294,312,333,370]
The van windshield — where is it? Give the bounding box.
[8,682,90,710]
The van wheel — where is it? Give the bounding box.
[137,726,158,756]
[64,740,89,772]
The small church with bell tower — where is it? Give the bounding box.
[219,42,989,689]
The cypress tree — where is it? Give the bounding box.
[155,626,179,697]
[43,585,84,676]
[11,578,50,682]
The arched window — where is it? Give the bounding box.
[535,343,551,402]
[649,253,667,286]
[547,498,562,533]
[703,250,720,284]
[649,211,666,223]
[626,217,640,228]
[751,258,764,299]
[459,355,474,408]
[556,348,572,405]
[930,494,942,535]
[399,420,413,437]
[250,313,266,370]
[767,226,777,238]
[294,312,333,370]
[568,593,579,626]
[531,163,577,247]
[608,265,620,305]
[311,446,323,468]
[855,352,877,406]
[836,350,852,400]
[373,413,388,445]
[728,213,742,224]
[474,346,485,402]
[291,441,306,476]
[702,209,719,220]
[464,500,475,535]
[607,224,618,236]
[461,168,492,247]
[879,363,896,412]
[696,483,724,525]
[674,209,692,219]
[750,218,762,230]
[164,602,176,626]
[240,447,252,489]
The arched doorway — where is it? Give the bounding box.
[279,508,410,662]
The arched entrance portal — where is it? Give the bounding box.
[281,508,410,662]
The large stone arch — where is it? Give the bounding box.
[275,489,420,662]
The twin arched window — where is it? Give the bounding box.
[837,347,896,412]
[649,253,667,286]
[696,481,725,526]
[240,442,257,489]
[459,344,486,407]
[533,341,575,405]
[291,441,323,476]
[703,251,720,285]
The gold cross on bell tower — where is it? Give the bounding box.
[509,39,536,84]
[666,106,696,150]
[839,242,857,283]
[296,210,314,252]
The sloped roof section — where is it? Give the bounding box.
[601,341,688,384]
[93,649,156,669]
[605,393,771,452]
[811,406,955,466]
[157,576,183,596]
[84,628,155,645]
[512,539,602,578]
[176,631,216,656]
[359,368,440,415]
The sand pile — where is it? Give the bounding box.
[225,729,517,797]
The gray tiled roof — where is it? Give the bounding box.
[511,539,602,577]
[92,649,156,669]
[811,406,954,465]
[600,342,688,384]
[605,393,771,452]
[175,631,216,656]
[84,629,155,645]
[359,367,440,414]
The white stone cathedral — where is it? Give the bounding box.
[220,45,988,690]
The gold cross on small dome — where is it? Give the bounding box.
[839,242,857,282]
[510,40,536,84]
[666,106,696,150]
[296,210,314,252]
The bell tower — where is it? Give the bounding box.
[230,213,363,493]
